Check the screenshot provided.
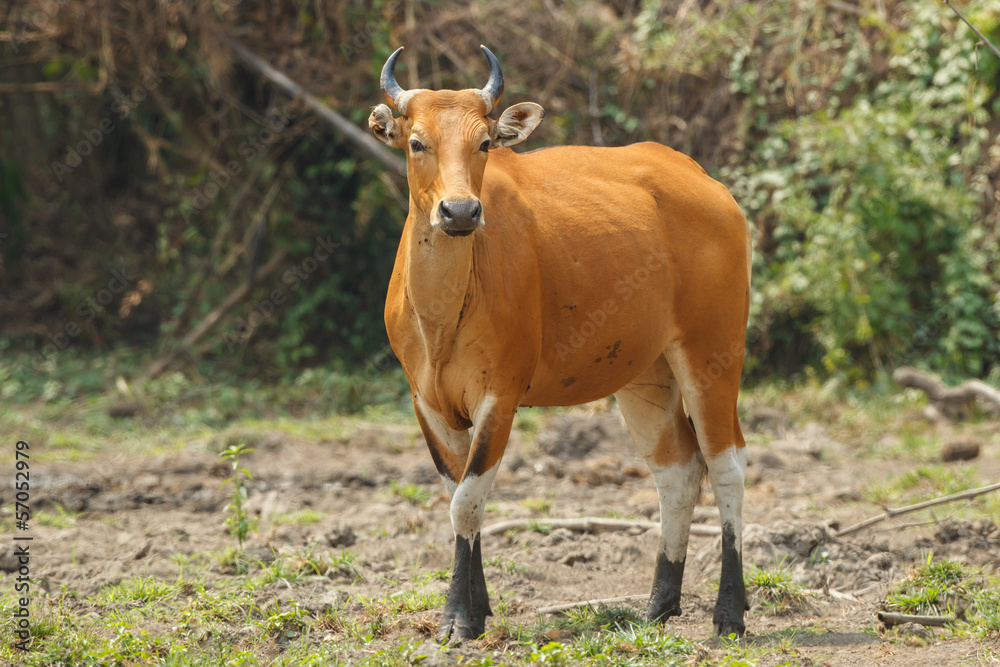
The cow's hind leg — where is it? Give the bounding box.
[666,341,748,637]
[615,354,704,623]
[413,396,492,640]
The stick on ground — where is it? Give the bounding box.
[877,612,953,628]
[538,594,649,615]
[481,517,722,538]
[835,481,1000,538]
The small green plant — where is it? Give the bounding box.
[526,519,553,535]
[387,480,433,506]
[523,497,552,515]
[219,443,258,548]
[35,503,78,529]
[970,588,1000,638]
[745,563,811,615]
[273,508,326,525]
[484,555,529,576]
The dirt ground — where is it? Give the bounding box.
[9,403,1000,665]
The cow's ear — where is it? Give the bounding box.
[491,102,544,147]
[369,104,407,148]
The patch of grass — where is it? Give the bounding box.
[387,480,433,506]
[272,508,326,525]
[699,629,820,666]
[258,599,308,637]
[216,545,255,575]
[745,563,811,615]
[884,555,977,616]
[94,576,178,605]
[246,548,343,590]
[862,465,979,506]
[484,555,528,576]
[34,503,78,529]
[883,556,1000,640]
[517,608,694,665]
[414,566,450,585]
[514,407,544,437]
[522,497,552,515]
[526,518,553,535]
[969,588,1000,639]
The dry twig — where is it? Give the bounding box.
[944,0,1000,60]
[835,482,1000,538]
[481,517,721,538]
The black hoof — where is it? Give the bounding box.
[437,613,484,644]
[713,618,746,638]
[645,597,681,623]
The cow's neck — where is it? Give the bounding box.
[403,213,479,360]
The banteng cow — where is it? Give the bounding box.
[369,45,752,641]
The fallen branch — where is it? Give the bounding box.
[893,366,1000,420]
[539,594,648,615]
[481,517,721,538]
[219,34,407,179]
[140,250,287,380]
[835,482,1000,538]
[877,611,953,628]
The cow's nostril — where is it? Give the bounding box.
[471,202,482,221]
[440,201,454,221]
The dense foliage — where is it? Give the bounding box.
[1,0,998,391]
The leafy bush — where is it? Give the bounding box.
[720,2,1000,380]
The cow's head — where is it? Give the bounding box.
[369,46,544,237]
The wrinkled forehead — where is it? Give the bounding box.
[405,90,491,139]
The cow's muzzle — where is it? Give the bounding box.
[439,199,482,237]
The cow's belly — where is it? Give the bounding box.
[521,294,672,406]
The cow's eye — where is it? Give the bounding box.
[409,139,426,153]
[479,139,492,153]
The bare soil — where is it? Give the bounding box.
[10,406,1000,665]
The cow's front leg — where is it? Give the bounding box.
[438,396,513,643]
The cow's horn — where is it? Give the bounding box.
[477,45,504,110]
[380,46,409,113]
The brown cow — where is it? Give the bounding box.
[369,46,752,641]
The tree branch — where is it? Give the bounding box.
[140,250,287,380]
[218,34,407,179]
[835,482,1000,538]
[944,0,1000,60]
